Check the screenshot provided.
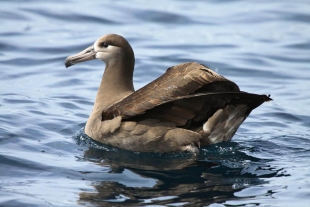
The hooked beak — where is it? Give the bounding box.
[65,45,96,68]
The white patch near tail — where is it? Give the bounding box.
[202,105,248,144]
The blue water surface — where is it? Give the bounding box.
[1,0,310,206]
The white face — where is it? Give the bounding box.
[93,39,122,64]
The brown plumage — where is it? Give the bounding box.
[65,34,271,153]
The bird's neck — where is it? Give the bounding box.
[92,58,135,115]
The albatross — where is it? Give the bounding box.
[65,34,271,154]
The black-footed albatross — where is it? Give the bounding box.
[65,34,271,154]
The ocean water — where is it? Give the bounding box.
[1,0,310,206]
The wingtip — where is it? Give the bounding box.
[266,94,273,102]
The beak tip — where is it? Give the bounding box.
[65,57,73,68]
[65,62,71,68]
[64,45,95,68]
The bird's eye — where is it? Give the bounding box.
[100,42,109,48]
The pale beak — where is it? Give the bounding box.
[65,45,96,68]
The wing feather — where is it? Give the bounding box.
[125,92,272,128]
[102,62,240,120]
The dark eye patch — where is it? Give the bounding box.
[100,42,109,48]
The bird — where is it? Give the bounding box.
[65,34,271,154]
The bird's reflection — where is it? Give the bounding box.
[75,141,281,206]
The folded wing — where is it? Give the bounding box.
[102,62,242,120]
